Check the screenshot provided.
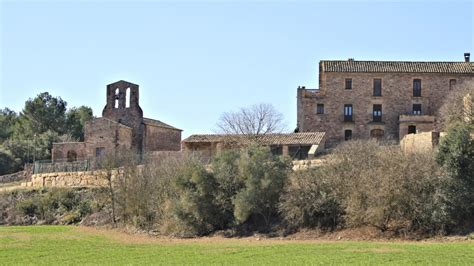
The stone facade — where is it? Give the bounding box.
[297,56,474,146]
[182,132,326,161]
[52,80,182,161]
[143,119,182,152]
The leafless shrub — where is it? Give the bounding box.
[279,168,343,230]
[281,140,450,235]
[330,140,449,234]
[437,80,474,131]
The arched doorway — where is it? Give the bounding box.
[370,129,384,140]
[67,150,78,162]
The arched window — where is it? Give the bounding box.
[114,88,120,108]
[66,150,77,162]
[125,87,131,108]
[370,129,384,140]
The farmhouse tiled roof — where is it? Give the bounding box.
[143,117,182,131]
[321,60,474,74]
[182,132,326,145]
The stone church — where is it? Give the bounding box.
[52,80,182,161]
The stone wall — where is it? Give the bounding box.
[84,117,133,158]
[26,170,115,188]
[143,124,182,152]
[23,156,325,188]
[400,131,442,153]
[0,171,29,183]
[292,159,325,171]
[298,72,474,145]
[52,142,87,161]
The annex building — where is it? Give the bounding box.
[52,80,182,161]
[182,132,326,160]
[297,53,474,146]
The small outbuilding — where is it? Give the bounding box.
[182,132,326,161]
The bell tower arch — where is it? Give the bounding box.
[102,80,144,153]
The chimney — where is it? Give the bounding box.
[464,52,470,62]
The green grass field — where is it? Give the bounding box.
[0,226,473,265]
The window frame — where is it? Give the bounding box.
[412,104,422,115]
[344,129,352,141]
[372,104,382,122]
[373,79,382,96]
[344,104,353,122]
[413,79,422,97]
[345,78,352,90]
[316,104,325,114]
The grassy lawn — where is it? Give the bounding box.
[0,226,473,265]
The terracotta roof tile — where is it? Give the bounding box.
[321,60,474,74]
[182,132,326,145]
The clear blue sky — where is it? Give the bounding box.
[1,1,473,137]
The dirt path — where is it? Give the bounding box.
[73,226,474,245]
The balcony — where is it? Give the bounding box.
[399,114,435,123]
[372,116,382,123]
[343,115,354,122]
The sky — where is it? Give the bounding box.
[1,0,473,138]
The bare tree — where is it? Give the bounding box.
[437,80,474,131]
[216,103,286,135]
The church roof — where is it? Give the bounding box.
[143,117,182,131]
[182,132,326,145]
[320,60,474,74]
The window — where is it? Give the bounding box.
[373,104,382,122]
[344,130,352,141]
[370,129,384,140]
[95,147,105,157]
[270,146,283,156]
[408,125,417,134]
[373,79,382,96]
[413,79,422,97]
[316,104,325,114]
[413,104,422,115]
[345,78,352,90]
[125,87,131,108]
[344,104,353,121]
[449,79,457,90]
[114,88,119,108]
[66,150,77,162]
[289,145,311,160]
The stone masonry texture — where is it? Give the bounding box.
[297,59,474,146]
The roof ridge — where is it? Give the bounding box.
[320,60,472,63]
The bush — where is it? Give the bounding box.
[315,140,450,234]
[279,168,343,230]
[211,149,243,228]
[232,145,291,227]
[436,123,474,229]
[171,158,222,236]
[16,199,39,217]
[7,188,106,225]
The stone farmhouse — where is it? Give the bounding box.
[51,80,182,161]
[297,53,474,146]
[182,132,326,160]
